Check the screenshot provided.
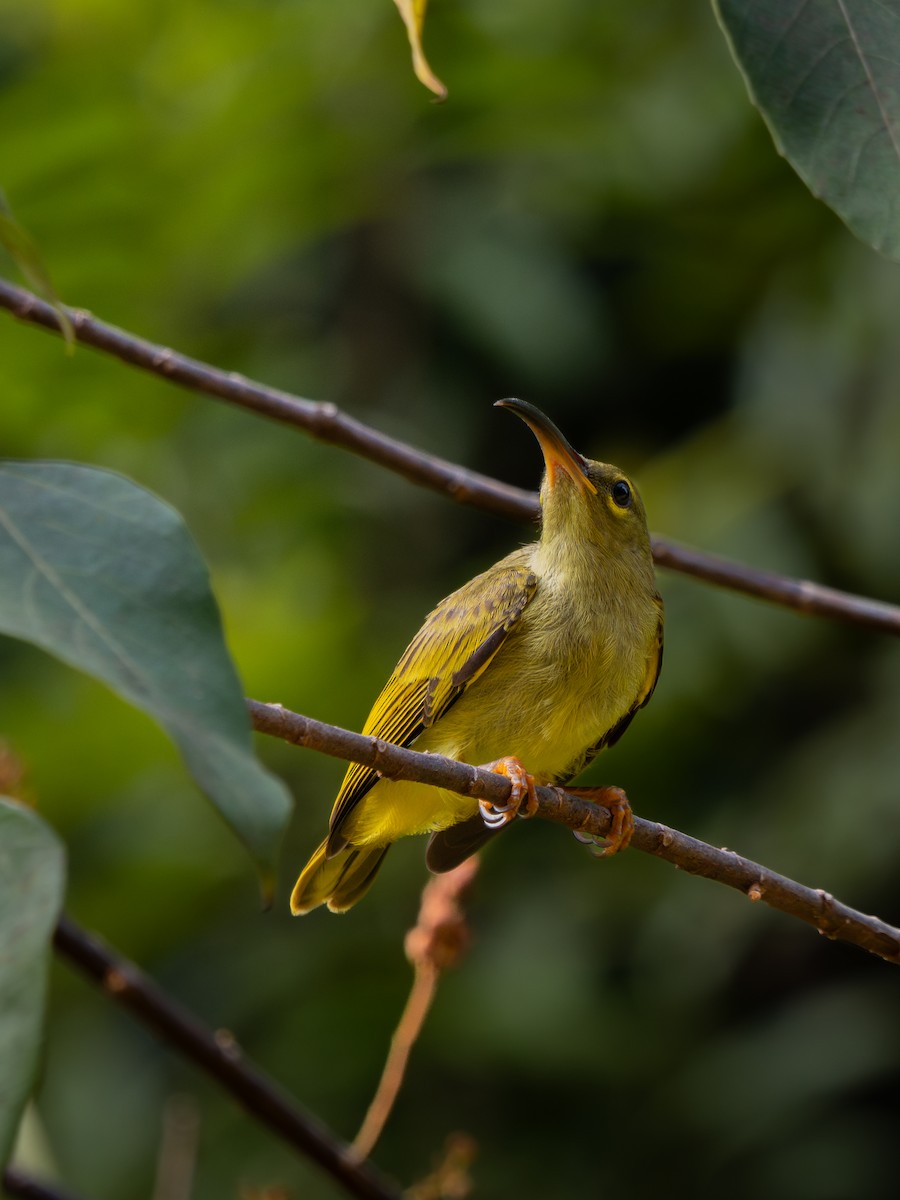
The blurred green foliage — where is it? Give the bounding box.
[2,1,900,1198]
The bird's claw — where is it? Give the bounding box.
[568,785,634,857]
[478,756,538,829]
[480,803,511,829]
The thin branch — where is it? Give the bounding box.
[249,699,900,965]
[351,859,478,1162]
[405,1135,476,1200]
[353,962,437,1162]
[650,537,900,636]
[2,1168,87,1200]
[150,1095,200,1200]
[0,280,531,523]
[1,278,898,637]
[51,917,402,1200]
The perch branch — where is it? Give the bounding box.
[249,699,900,965]
[1,278,898,637]
[51,917,402,1200]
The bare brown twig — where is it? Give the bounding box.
[0,280,530,522]
[51,916,402,1200]
[405,1135,477,1200]
[1,278,898,637]
[249,699,900,965]
[150,1095,200,1200]
[351,860,478,1162]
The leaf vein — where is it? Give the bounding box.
[0,504,153,699]
[835,0,900,163]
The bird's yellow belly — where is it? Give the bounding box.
[343,777,477,845]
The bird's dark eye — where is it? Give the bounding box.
[611,480,631,508]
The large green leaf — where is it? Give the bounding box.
[0,462,291,885]
[0,798,64,1169]
[715,0,900,259]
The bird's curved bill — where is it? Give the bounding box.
[496,398,596,495]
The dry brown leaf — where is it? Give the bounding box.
[392,0,448,101]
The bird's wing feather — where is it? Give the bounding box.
[327,556,537,851]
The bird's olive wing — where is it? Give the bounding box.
[327,559,537,850]
[627,599,664,713]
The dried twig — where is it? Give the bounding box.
[352,860,478,1162]
[2,279,898,637]
[51,917,402,1200]
[405,1134,477,1200]
[249,699,900,965]
[150,1095,200,1200]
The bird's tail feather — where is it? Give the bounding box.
[291,838,389,914]
[425,814,503,873]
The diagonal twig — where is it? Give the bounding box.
[0,280,531,522]
[1,278,898,637]
[351,859,478,1162]
[248,699,900,965]
[650,537,900,635]
[51,917,402,1200]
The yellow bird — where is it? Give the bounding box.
[291,399,663,914]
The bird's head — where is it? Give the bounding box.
[496,398,653,573]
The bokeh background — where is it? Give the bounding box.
[3,1,900,1197]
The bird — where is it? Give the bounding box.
[291,399,663,914]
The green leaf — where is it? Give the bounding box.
[714,0,900,259]
[0,462,292,887]
[0,190,74,348]
[0,798,65,1169]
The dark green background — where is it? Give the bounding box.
[3,1,900,1197]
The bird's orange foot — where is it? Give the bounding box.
[567,785,634,856]
[479,757,538,829]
